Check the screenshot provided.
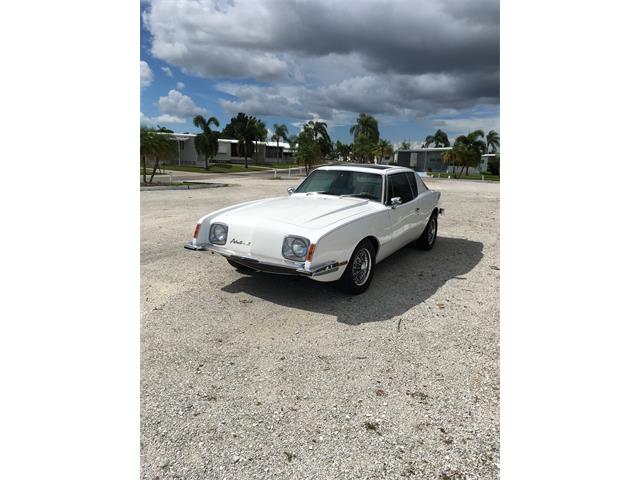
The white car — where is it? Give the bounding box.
[185,164,443,294]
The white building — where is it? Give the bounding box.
[480,153,498,172]
[393,147,453,172]
[393,147,497,174]
[160,133,294,167]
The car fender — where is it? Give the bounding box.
[308,209,389,282]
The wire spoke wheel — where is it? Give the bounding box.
[352,247,372,286]
[416,212,438,251]
[427,217,436,245]
[339,239,376,294]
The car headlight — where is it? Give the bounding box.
[282,236,310,261]
[209,223,228,245]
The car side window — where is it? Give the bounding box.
[404,172,418,198]
[414,172,428,193]
[387,173,416,204]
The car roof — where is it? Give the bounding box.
[317,164,415,175]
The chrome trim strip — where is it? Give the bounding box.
[184,243,214,251]
[298,260,348,276]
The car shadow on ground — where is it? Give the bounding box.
[221,236,484,325]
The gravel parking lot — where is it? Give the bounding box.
[141,175,500,480]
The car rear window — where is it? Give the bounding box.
[387,173,417,204]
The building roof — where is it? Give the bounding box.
[396,147,453,152]
[216,138,292,148]
[157,132,196,140]
[264,141,292,148]
[156,134,292,149]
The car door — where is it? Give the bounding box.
[385,172,422,251]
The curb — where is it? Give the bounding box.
[140,183,229,191]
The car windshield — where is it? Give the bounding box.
[295,170,383,202]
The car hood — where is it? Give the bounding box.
[217,194,379,230]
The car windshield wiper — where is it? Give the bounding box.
[339,192,379,200]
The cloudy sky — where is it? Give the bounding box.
[140,0,499,146]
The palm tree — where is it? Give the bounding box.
[271,123,289,164]
[334,141,352,162]
[140,127,154,184]
[441,149,453,175]
[454,130,486,177]
[192,115,220,169]
[442,144,465,177]
[375,139,393,164]
[486,130,500,153]
[286,134,298,164]
[140,127,176,184]
[423,129,450,148]
[253,119,268,164]
[296,123,323,174]
[228,113,260,168]
[308,121,332,156]
[350,113,380,163]
[350,113,380,142]
[400,140,411,150]
[221,112,258,166]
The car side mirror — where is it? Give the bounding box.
[390,197,402,208]
[287,187,295,195]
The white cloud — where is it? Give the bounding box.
[161,66,173,77]
[157,89,206,119]
[140,61,153,88]
[142,0,498,81]
[141,90,206,127]
[216,71,497,122]
[140,111,153,125]
[144,1,288,81]
[154,114,186,124]
[140,111,187,125]
[141,0,499,131]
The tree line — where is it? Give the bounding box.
[140,112,500,183]
[423,128,500,177]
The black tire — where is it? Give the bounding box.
[337,239,376,294]
[226,258,256,273]
[415,211,438,250]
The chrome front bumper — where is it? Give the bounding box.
[184,243,345,277]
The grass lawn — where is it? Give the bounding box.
[255,162,302,169]
[140,181,190,186]
[140,168,168,175]
[161,163,267,173]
